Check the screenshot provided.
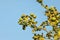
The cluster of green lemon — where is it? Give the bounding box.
[18,0,60,40]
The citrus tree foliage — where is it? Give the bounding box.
[18,0,60,40]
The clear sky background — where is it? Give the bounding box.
[0,0,60,40]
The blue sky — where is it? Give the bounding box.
[0,0,60,40]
